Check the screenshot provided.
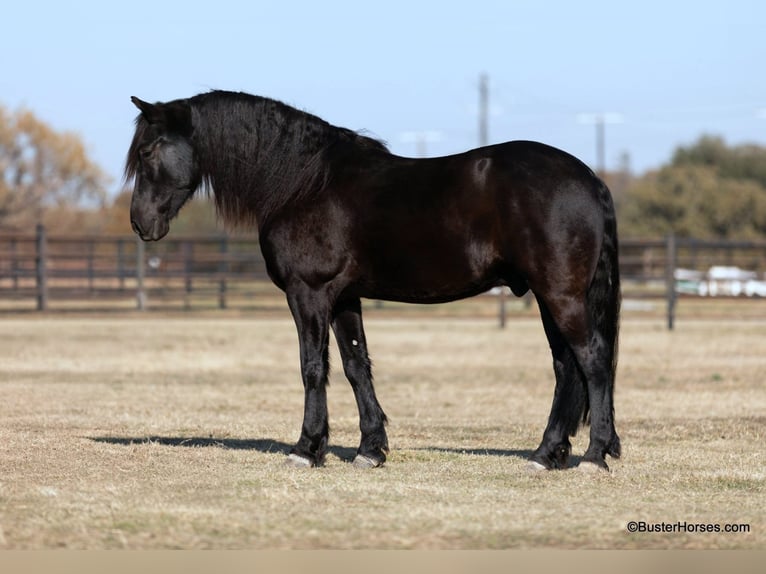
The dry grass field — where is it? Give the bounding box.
[0,311,763,549]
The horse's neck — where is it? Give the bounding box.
[195,103,330,228]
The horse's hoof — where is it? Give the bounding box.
[577,461,608,473]
[352,454,382,469]
[286,453,314,468]
[525,460,548,473]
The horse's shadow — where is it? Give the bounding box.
[89,436,546,463]
[414,446,584,466]
[90,436,357,461]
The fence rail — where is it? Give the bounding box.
[0,225,272,312]
[1,227,765,328]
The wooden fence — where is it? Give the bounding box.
[1,226,765,328]
[620,236,766,328]
[0,225,272,312]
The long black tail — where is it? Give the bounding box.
[589,181,621,381]
[582,181,621,448]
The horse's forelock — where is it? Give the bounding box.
[124,115,150,182]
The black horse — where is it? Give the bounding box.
[126,90,621,471]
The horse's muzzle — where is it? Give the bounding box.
[131,217,168,242]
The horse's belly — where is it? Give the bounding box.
[352,245,501,303]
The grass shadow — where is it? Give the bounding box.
[89,437,579,465]
[88,435,358,462]
[413,446,585,466]
[415,446,533,459]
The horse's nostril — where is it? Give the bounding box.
[131,219,143,236]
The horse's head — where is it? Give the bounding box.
[126,97,200,241]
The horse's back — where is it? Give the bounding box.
[322,141,610,303]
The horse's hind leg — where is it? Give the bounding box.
[530,299,588,470]
[570,331,621,471]
[331,298,389,468]
[535,294,620,471]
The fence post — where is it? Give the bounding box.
[218,236,228,309]
[136,237,146,311]
[117,239,126,290]
[11,237,19,290]
[35,224,48,311]
[87,240,95,293]
[665,232,677,330]
[183,241,193,310]
[497,287,507,328]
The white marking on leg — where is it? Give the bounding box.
[525,461,547,473]
[286,453,313,468]
[352,454,381,468]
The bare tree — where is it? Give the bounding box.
[0,105,108,230]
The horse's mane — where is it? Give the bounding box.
[124,117,149,183]
[126,90,389,229]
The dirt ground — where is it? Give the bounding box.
[0,313,763,548]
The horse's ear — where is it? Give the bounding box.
[131,96,162,123]
[131,97,191,134]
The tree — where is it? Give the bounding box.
[672,135,766,187]
[618,136,766,239]
[0,104,109,231]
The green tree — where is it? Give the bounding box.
[672,135,766,187]
[0,104,109,231]
[619,136,766,239]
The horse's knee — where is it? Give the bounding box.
[302,357,328,388]
[341,356,371,386]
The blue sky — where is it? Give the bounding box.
[2,0,764,193]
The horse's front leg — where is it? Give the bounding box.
[331,298,388,468]
[285,283,332,468]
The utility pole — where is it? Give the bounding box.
[479,73,489,148]
[400,131,442,157]
[480,73,506,328]
[577,112,623,177]
[596,116,605,175]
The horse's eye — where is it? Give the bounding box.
[139,146,153,161]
